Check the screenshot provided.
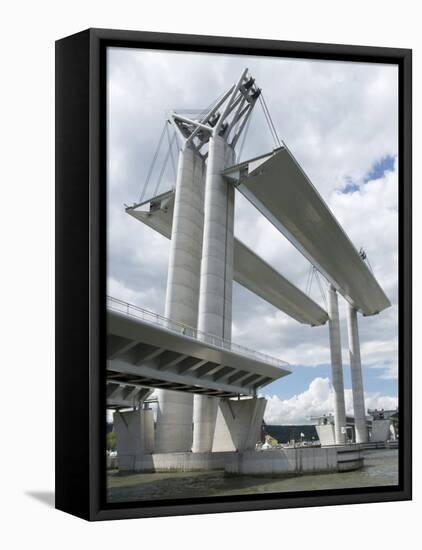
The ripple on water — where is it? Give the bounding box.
[107,448,399,503]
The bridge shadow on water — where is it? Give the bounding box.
[106,450,399,503]
[107,470,296,503]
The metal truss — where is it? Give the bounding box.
[168,68,261,157]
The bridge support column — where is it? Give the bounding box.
[346,302,368,443]
[114,409,154,471]
[328,285,347,444]
[212,397,267,451]
[155,145,205,453]
[371,419,391,442]
[193,135,235,453]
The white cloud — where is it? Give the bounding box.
[107,49,399,391]
[107,277,164,313]
[231,159,398,380]
[262,377,398,425]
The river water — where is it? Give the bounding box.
[107,449,398,503]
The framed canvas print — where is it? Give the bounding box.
[55,28,412,521]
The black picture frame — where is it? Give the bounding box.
[55,28,412,521]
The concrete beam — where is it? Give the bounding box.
[227,147,391,315]
[212,366,235,381]
[134,344,165,365]
[156,351,187,371]
[109,358,255,398]
[177,358,208,374]
[127,192,328,327]
[107,335,139,360]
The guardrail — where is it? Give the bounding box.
[107,296,289,370]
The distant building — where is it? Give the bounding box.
[312,410,398,445]
[262,422,318,444]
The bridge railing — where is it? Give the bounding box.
[107,295,289,370]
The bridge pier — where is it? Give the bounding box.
[114,409,154,470]
[155,145,205,453]
[346,302,368,443]
[328,285,347,444]
[212,397,267,452]
[193,135,235,453]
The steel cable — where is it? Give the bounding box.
[139,122,167,203]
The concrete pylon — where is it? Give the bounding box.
[155,145,205,453]
[328,285,347,444]
[192,135,235,452]
[114,409,154,471]
[212,397,267,452]
[346,302,368,443]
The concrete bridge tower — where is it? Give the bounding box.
[192,70,260,452]
[346,303,368,443]
[155,71,260,452]
[155,144,205,452]
[328,284,347,444]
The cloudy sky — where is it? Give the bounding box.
[107,47,398,425]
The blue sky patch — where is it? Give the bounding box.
[262,363,397,401]
[342,182,360,194]
[340,155,395,194]
[364,155,395,183]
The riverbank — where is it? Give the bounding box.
[107,448,398,503]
